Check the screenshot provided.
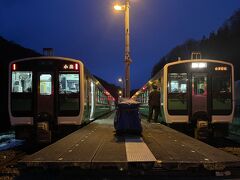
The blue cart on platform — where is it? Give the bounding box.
[114,99,142,135]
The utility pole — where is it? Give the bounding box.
[114,0,132,98]
[124,0,131,98]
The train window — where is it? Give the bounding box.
[96,89,108,104]
[59,74,79,94]
[192,76,207,95]
[11,71,33,116]
[212,73,232,113]
[40,74,52,95]
[144,91,149,104]
[12,71,32,93]
[168,73,188,113]
[97,89,101,103]
[146,90,149,104]
[58,73,80,116]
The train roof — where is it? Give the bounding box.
[10,56,84,66]
[165,59,233,68]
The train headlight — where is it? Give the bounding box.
[192,62,207,69]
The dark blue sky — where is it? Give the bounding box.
[1,0,240,89]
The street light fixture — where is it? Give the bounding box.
[114,4,125,11]
[114,0,132,98]
[118,77,123,83]
[118,77,124,96]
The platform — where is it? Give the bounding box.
[20,113,240,173]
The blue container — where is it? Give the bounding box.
[114,102,142,134]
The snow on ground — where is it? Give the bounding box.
[0,132,24,151]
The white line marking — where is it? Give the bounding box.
[125,137,156,162]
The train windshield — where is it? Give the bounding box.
[168,73,188,114]
[10,60,81,117]
[11,71,33,116]
[12,71,32,93]
[167,62,233,116]
[58,73,80,115]
[212,71,232,113]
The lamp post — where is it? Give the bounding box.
[114,0,132,98]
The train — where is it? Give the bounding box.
[132,59,234,139]
[9,56,115,143]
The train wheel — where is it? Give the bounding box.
[36,122,52,144]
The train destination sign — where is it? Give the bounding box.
[215,66,227,71]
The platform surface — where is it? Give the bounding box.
[20,113,240,172]
[142,122,240,170]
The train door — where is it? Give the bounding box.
[36,72,54,142]
[192,73,208,115]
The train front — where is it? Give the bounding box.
[9,57,84,142]
[165,59,234,138]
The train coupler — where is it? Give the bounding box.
[37,122,52,143]
[195,120,209,140]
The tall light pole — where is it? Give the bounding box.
[114,0,132,98]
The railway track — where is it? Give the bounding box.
[213,134,240,157]
[0,141,51,179]
[0,149,25,179]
